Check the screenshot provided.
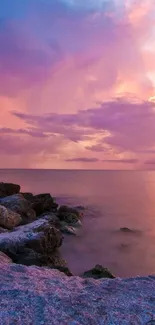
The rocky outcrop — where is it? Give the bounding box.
[82,264,115,279]
[0,205,22,229]
[21,192,58,216]
[0,182,20,197]
[0,263,154,324]
[0,215,66,271]
[0,194,36,224]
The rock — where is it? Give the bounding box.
[57,205,82,226]
[120,227,133,233]
[0,205,22,230]
[20,192,34,201]
[60,225,77,235]
[58,205,81,218]
[21,192,58,216]
[0,182,20,198]
[0,265,154,324]
[0,251,12,264]
[0,213,70,275]
[0,227,9,233]
[0,194,36,224]
[82,264,115,279]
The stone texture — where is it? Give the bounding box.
[0,194,36,224]
[0,205,22,229]
[0,251,12,264]
[0,215,63,265]
[0,182,20,197]
[0,264,155,324]
[21,192,58,216]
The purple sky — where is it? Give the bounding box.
[0,0,155,169]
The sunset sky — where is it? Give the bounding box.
[1,0,155,169]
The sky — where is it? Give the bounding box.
[0,0,155,169]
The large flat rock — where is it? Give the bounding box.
[0,263,154,324]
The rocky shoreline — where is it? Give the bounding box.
[0,182,155,324]
[0,182,115,278]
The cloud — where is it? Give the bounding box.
[144,159,155,165]
[66,157,100,162]
[12,97,155,156]
[102,159,139,164]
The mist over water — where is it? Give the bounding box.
[1,169,155,277]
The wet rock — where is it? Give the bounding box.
[82,264,115,279]
[0,215,63,263]
[58,205,81,218]
[0,194,36,224]
[60,225,77,235]
[120,227,134,233]
[57,205,82,227]
[0,205,22,230]
[0,251,12,264]
[0,182,20,198]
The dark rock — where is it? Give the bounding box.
[57,205,82,226]
[0,194,36,224]
[0,205,22,230]
[0,227,9,233]
[20,192,34,201]
[82,264,115,279]
[52,265,73,276]
[0,182,20,198]
[21,193,59,216]
[60,225,77,235]
[58,205,81,218]
[120,227,133,233]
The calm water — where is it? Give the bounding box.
[1,169,155,278]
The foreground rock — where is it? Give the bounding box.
[82,264,115,279]
[0,264,154,324]
[0,194,36,224]
[0,182,20,198]
[0,205,22,229]
[0,215,67,271]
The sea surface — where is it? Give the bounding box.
[0,169,155,278]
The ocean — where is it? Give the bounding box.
[0,169,155,278]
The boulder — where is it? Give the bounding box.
[57,206,82,226]
[0,265,154,324]
[21,192,58,216]
[0,194,36,224]
[82,264,115,279]
[0,251,12,264]
[0,182,20,198]
[120,227,133,233]
[0,205,22,230]
[0,215,65,270]
[58,205,81,218]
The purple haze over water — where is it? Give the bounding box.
[0,169,155,277]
